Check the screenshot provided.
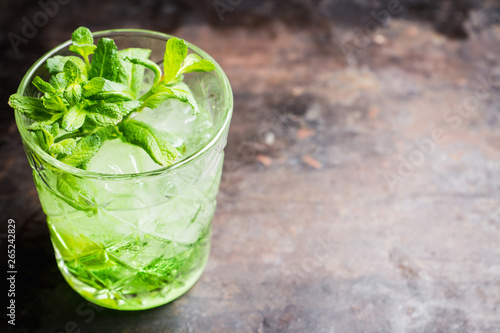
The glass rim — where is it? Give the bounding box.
[15,28,233,180]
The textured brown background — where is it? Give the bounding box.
[1,0,500,332]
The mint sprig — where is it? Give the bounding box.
[8,27,216,175]
[163,37,188,83]
[47,56,88,78]
[119,120,184,167]
[127,37,215,114]
[89,37,118,80]
[55,173,97,211]
[9,94,55,121]
[69,27,97,72]
[116,48,151,95]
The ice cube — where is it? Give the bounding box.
[133,99,195,139]
[87,139,160,174]
[133,95,215,157]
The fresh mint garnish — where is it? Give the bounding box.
[163,37,188,83]
[9,94,55,121]
[32,76,56,94]
[146,85,200,114]
[63,59,83,84]
[125,57,162,86]
[69,27,97,71]
[55,173,97,211]
[49,138,77,156]
[89,37,118,80]
[180,54,217,73]
[116,48,151,95]
[119,119,184,167]
[8,26,216,171]
[85,79,134,101]
[131,37,214,116]
[47,55,88,77]
[59,134,101,168]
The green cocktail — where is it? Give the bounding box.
[11,29,233,310]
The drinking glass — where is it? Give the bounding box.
[14,29,233,310]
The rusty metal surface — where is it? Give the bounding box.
[1,1,500,332]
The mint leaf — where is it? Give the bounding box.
[117,48,152,95]
[69,27,97,63]
[85,79,134,101]
[180,54,216,73]
[48,122,60,137]
[114,101,142,115]
[89,37,118,80]
[152,86,200,114]
[27,114,62,130]
[50,73,67,91]
[70,27,94,48]
[63,59,82,83]
[8,94,53,121]
[143,90,175,109]
[86,113,120,127]
[155,130,186,154]
[165,74,184,86]
[125,57,162,86]
[82,77,105,98]
[163,37,188,83]
[94,126,115,143]
[64,83,82,106]
[62,105,86,132]
[33,76,56,95]
[56,174,96,211]
[46,56,70,74]
[49,138,77,156]
[86,103,122,127]
[32,128,54,152]
[46,56,87,76]
[170,88,200,114]
[120,120,180,166]
[60,134,101,167]
[85,101,141,127]
[43,95,67,112]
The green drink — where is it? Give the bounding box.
[11,29,233,310]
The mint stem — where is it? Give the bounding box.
[123,112,134,121]
[84,56,91,73]
[139,89,154,102]
[54,132,81,143]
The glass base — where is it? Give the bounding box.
[55,245,210,311]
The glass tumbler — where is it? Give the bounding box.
[14,29,233,310]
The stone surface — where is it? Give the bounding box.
[1,1,500,332]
